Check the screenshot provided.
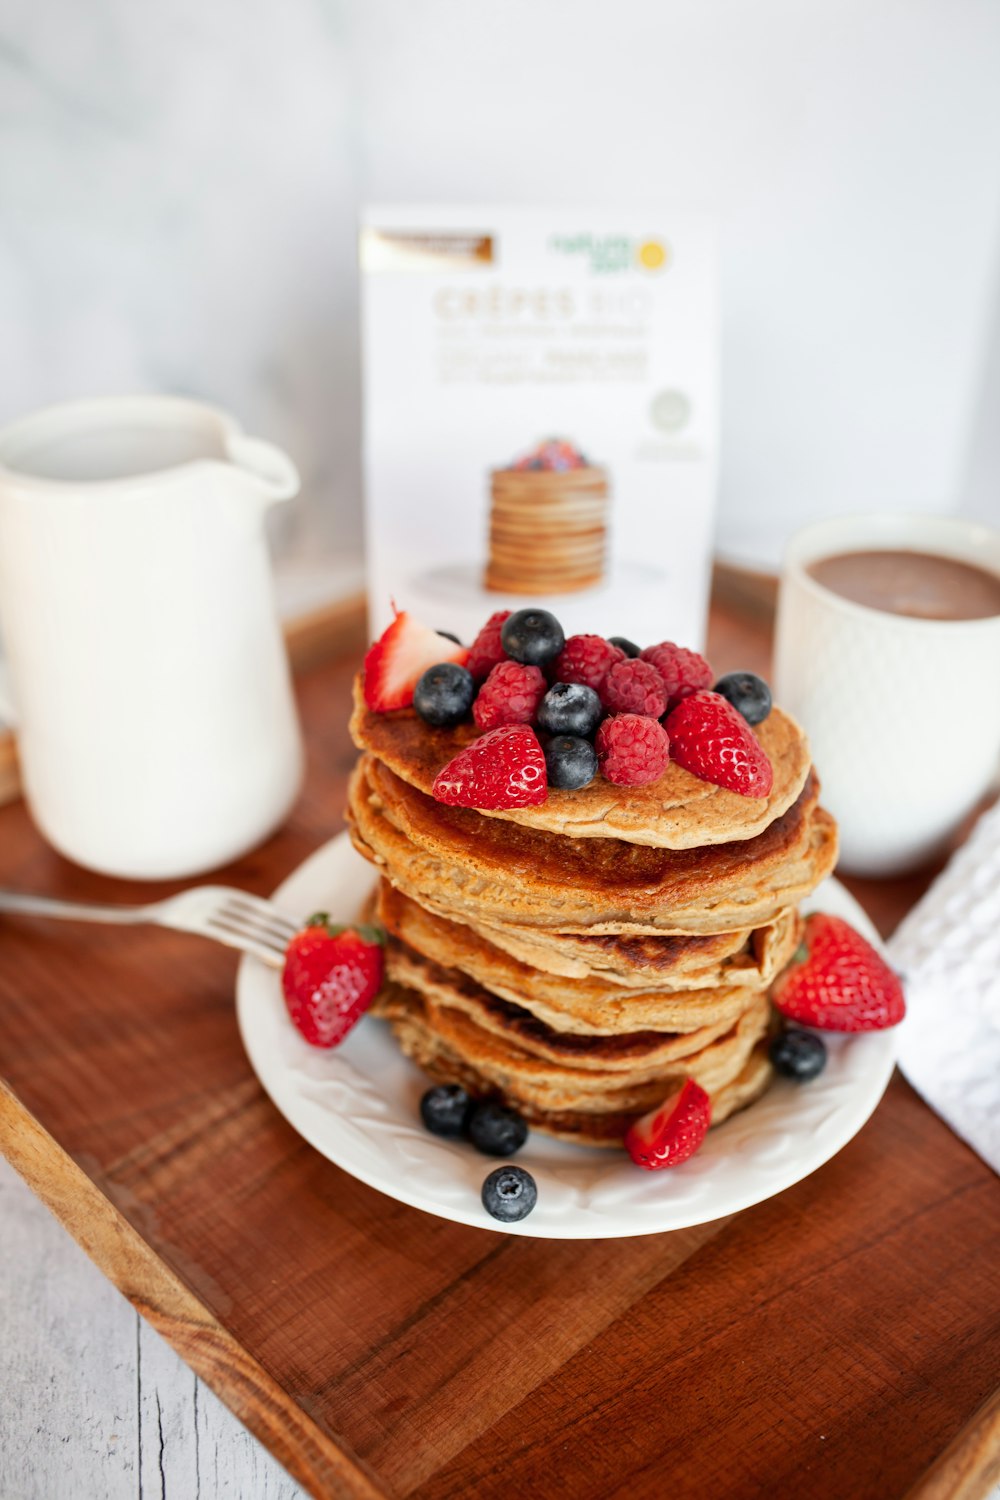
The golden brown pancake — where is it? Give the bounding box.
[347,753,837,936]
[379,882,803,990]
[350,676,812,849]
[377,882,777,1035]
[471,906,802,990]
[373,979,774,1146]
[384,936,762,1063]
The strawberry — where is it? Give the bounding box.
[281,916,385,1047]
[665,690,774,798]
[432,724,548,809]
[624,1079,712,1170]
[364,608,469,712]
[772,913,906,1031]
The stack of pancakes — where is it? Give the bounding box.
[485,465,609,595]
[347,681,838,1147]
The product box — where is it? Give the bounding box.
[360,206,718,649]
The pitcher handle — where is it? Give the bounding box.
[225,434,300,503]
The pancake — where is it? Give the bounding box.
[377,882,772,1035]
[350,676,812,849]
[347,754,838,935]
[384,936,762,1062]
[469,906,802,991]
[373,980,774,1146]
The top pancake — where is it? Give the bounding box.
[350,676,811,848]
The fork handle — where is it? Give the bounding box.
[0,890,157,925]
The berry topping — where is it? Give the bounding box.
[509,437,588,472]
[468,1101,529,1157]
[713,671,772,726]
[432,724,548,809]
[665,691,774,799]
[552,634,625,692]
[608,635,640,658]
[595,714,670,787]
[545,735,598,790]
[467,609,512,681]
[501,608,566,666]
[482,1165,538,1222]
[639,641,713,709]
[624,1078,711,1170]
[537,681,603,738]
[420,1083,474,1137]
[436,629,463,645]
[281,917,384,1048]
[601,659,668,719]
[473,661,546,731]
[772,914,906,1032]
[769,1029,827,1080]
[413,662,475,728]
[364,608,469,713]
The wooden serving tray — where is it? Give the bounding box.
[2,606,999,1500]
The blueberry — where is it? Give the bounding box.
[713,671,772,725]
[413,662,475,727]
[420,1084,474,1137]
[537,681,603,738]
[609,636,640,658]
[468,1101,528,1156]
[544,735,598,790]
[500,608,565,666]
[769,1029,827,1081]
[482,1165,537,1222]
[436,629,463,645]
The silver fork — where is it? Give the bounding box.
[0,886,300,968]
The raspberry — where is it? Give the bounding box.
[467,610,512,681]
[639,641,713,709]
[551,634,625,692]
[595,714,670,786]
[473,661,546,730]
[601,659,667,718]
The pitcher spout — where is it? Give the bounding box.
[224,432,300,505]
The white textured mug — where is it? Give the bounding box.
[774,514,1000,877]
[0,396,304,879]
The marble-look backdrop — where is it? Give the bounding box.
[1,0,1000,588]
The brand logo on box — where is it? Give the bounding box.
[548,234,670,274]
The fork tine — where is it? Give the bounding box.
[205,914,288,964]
[219,892,298,936]
[217,901,297,948]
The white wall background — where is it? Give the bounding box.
[2,0,999,585]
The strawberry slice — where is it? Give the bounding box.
[665,690,774,798]
[624,1078,712,1170]
[432,724,548,809]
[364,609,469,712]
[772,913,906,1031]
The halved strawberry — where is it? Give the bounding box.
[432,724,548,809]
[772,913,905,1031]
[665,690,774,798]
[363,609,469,712]
[624,1078,712,1170]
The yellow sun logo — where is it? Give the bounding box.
[636,239,669,271]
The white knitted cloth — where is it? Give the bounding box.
[888,799,1000,1174]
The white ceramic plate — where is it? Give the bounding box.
[236,834,897,1239]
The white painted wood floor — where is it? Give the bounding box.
[0,1159,306,1500]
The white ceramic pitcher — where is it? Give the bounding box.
[0,396,305,879]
